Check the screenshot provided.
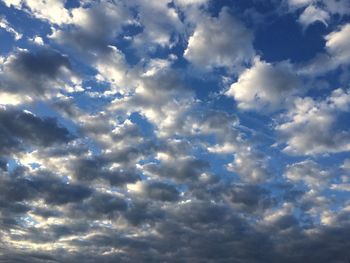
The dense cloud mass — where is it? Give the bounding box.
[0,0,349,262]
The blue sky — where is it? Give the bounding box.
[0,0,350,262]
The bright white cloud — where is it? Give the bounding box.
[226,57,300,111]
[287,0,314,8]
[4,0,71,25]
[325,23,350,66]
[277,88,350,155]
[174,0,208,6]
[129,0,183,48]
[184,8,254,70]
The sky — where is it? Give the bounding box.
[0,0,350,262]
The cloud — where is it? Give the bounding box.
[50,1,130,54]
[224,184,275,213]
[226,57,301,111]
[142,155,209,183]
[287,0,314,8]
[227,149,270,183]
[2,0,71,25]
[128,180,180,202]
[0,49,81,104]
[0,107,74,155]
[0,17,22,40]
[284,160,332,190]
[129,0,183,48]
[277,88,350,155]
[174,0,208,7]
[299,23,350,74]
[325,23,350,66]
[1,1,350,262]
[109,70,195,137]
[184,8,254,70]
[298,5,330,28]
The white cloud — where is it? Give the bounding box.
[174,0,208,6]
[298,5,330,28]
[95,46,131,95]
[325,23,350,66]
[287,0,314,8]
[0,17,22,40]
[184,8,254,70]
[277,88,350,155]
[4,0,71,25]
[129,0,183,48]
[32,36,44,45]
[50,1,130,53]
[226,57,300,111]
[2,0,22,8]
[109,70,195,138]
[284,160,331,189]
[227,149,269,183]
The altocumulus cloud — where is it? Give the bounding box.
[0,0,349,262]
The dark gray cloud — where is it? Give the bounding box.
[0,107,74,155]
[0,49,75,98]
[66,192,128,220]
[143,181,180,202]
[142,157,209,182]
[72,157,140,185]
[0,171,92,206]
[225,184,276,213]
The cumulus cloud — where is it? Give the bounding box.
[0,107,74,155]
[0,49,81,104]
[325,23,350,66]
[277,88,350,155]
[128,180,180,202]
[129,0,183,48]
[299,23,350,75]
[0,0,350,262]
[50,1,131,54]
[2,0,71,25]
[284,160,332,189]
[184,8,254,70]
[226,57,301,111]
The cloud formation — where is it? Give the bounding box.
[0,0,349,262]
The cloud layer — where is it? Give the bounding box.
[0,0,349,262]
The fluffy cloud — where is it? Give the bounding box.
[184,8,254,70]
[277,88,350,155]
[1,1,350,262]
[0,49,81,104]
[299,23,350,74]
[0,107,73,155]
[226,57,301,111]
[129,0,183,48]
[284,160,332,189]
[51,1,131,53]
[2,0,71,25]
[325,23,350,66]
